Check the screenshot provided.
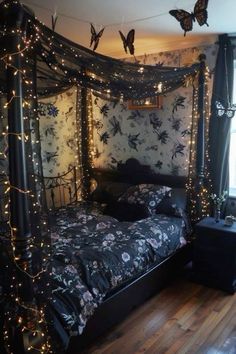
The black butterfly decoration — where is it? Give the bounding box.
[169,0,209,36]
[51,11,58,31]
[90,24,105,51]
[215,101,236,119]
[119,29,135,55]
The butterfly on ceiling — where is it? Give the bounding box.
[169,0,209,36]
[119,29,135,55]
[90,23,105,51]
[51,11,58,31]
[215,101,236,119]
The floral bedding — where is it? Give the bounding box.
[49,202,188,348]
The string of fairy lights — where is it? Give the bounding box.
[75,85,94,201]
[31,9,200,101]
[0,23,53,354]
[186,65,212,222]
[0,2,213,353]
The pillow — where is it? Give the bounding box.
[90,182,131,203]
[156,188,192,235]
[89,187,114,203]
[100,181,132,199]
[118,184,171,214]
[156,188,187,216]
[156,197,184,217]
[103,201,149,222]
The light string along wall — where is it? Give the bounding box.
[186,64,212,222]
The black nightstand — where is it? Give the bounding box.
[193,217,236,294]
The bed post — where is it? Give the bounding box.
[0,3,50,353]
[196,54,206,181]
[192,53,207,220]
[3,2,32,268]
[80,72,91,198]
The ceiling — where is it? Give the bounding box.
[20,0,236,58]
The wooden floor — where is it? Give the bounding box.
[83,275,236,354]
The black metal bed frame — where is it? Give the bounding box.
[43,167,79,210]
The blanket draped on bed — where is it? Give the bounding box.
[48,202,187,349]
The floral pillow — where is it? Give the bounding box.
[118,184,171,214]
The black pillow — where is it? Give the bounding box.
[156,188,187,216]
[156,196,178,215]
[100,181,132,199]
[103,201,149,222]
[156,189,192,235]
[89,187,114,203]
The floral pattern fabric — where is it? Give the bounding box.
[118,184,171,214]
[49,202,188,348]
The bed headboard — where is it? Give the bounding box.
[42,159,188,209]
[44,167,79,209]
[93,158,187,188]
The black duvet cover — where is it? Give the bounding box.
[49,202,188,348]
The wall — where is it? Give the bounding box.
[38,88,79,207]
[92,44,217,176]
[38,88,77,177]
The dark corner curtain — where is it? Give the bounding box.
[209,34,234,197]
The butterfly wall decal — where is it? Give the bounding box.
[90,24,105,51]
[215,101,236,119]
[169,0,209,36]
[119,29,135,55]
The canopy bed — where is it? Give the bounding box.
[0,1,208,353]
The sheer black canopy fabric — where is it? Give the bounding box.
[0,1,200,99]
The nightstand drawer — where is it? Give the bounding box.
[194,244,236,270]
[193,217,236,294]
[195,230,236,248]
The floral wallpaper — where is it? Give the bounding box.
[92,44,217,176]
[38,88,77,177]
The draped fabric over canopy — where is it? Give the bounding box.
[34,24,200,100]
[0,2,200,100]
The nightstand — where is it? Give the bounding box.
[193,217,236,294]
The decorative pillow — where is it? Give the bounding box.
[100,181,132,199]
[118,184,171,214]
[90,182,131,203]
[103,201,149,222]
[156,188,187,216]
[156,189,192,235]
[89,187,114,203]
[156,196,184,217]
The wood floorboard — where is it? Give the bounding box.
[82,275,236,354]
